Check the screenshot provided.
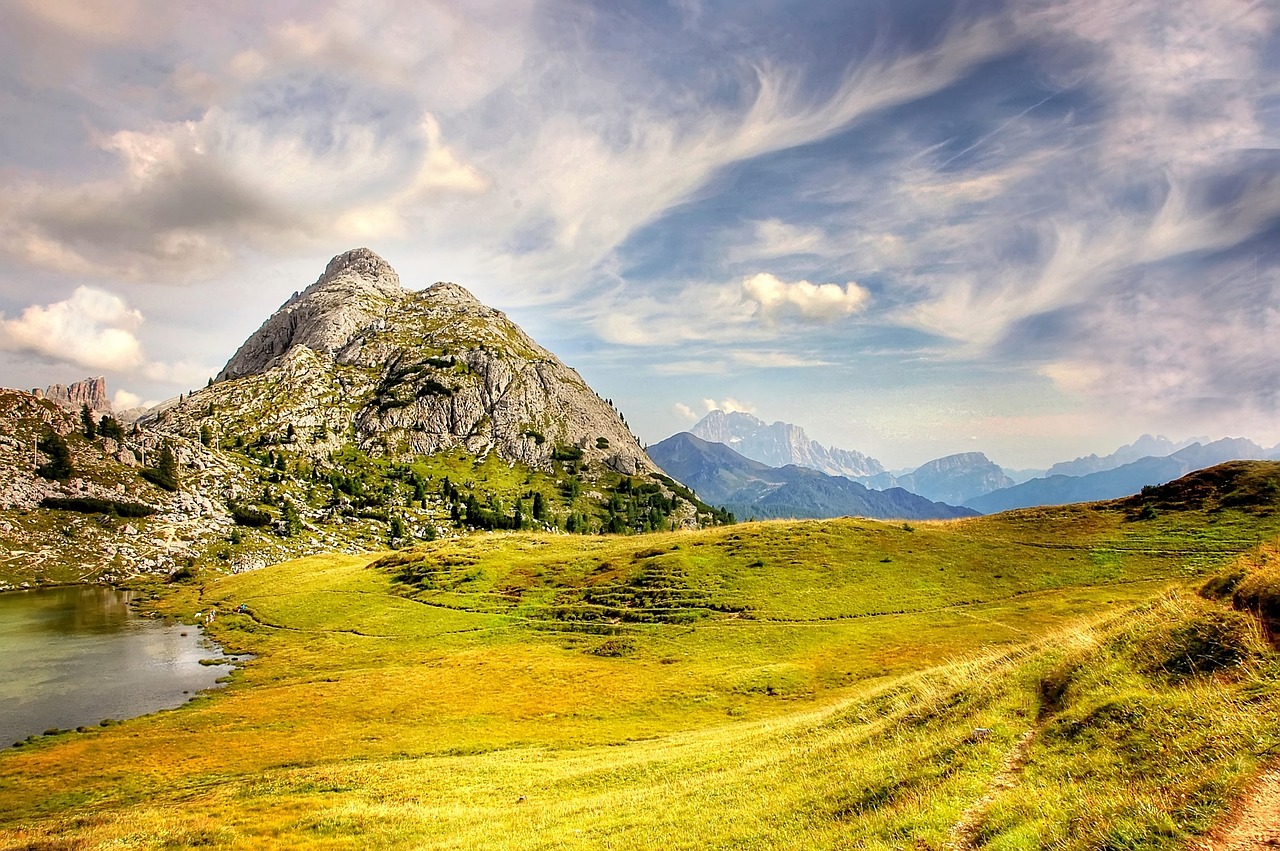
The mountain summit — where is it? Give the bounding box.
[218,247,406,381]
[164,249,657,474]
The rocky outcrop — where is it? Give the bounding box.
[38,377,111,414]
[169,249,658,475]
[690,410,884,478]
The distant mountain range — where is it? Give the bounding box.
[648,433,975,521]
[1043,434,1201,478]
[965,438,1273,513]
[680,409,1279,514]
[690,411,884,478]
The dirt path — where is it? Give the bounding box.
[1193,766,1280,850]
[950,728,1037,850]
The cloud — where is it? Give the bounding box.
[729,350,833,369]
[729,219,828,262]
[0,1,1010,295]
[672,402,698,421]
[0,287,214,389]
[112,388,142,409]
[0,286,145,371]
[743,273,870,321]
[1032,261,1280,431]
[703,397,755,415]
[0,100,490,282]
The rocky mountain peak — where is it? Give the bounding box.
[690,409,884,478]
[191,249,660,476]
[316,247,401,294]
[217,248,405,381]
[423,281,481,304]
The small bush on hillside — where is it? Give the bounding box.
[141,443,180,491]
[98,415,126,442]
[167,564,197,583]
[588,637,636,657]
[1199,568,1248,601]
[552,444,583,462]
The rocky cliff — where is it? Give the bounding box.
[890,452,1013,506]
[37,377,111,414]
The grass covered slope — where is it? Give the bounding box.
[2,462,1280,849]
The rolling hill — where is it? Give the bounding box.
[3,462,1279,848]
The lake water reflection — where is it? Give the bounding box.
[0,585,234,746]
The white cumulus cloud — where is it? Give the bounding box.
[702,397,755,415]
[0,286,145,371]
[672,402,698,421]
[0,287,214,389]
[742,273,870,320]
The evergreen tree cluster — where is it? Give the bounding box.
[35,431,73,481]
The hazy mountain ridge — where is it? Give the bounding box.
[965,437,1273,513]
[649,432,975,520]
[690,410,885,478]
[858,451,1014,505]
[1044,434,1200,478]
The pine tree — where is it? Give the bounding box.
[142,443,180,491]
[80,404,97,439]
[199,424,213,447]
[36,431,73,480]
[99,415,125,441]
[282,500,302,538]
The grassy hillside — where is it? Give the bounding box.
[2,463,1280,848]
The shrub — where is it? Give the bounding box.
[588,637,636,657]
[98,415,126,441]
[552,444,583,462]
[1128,600,1265,678]
[141,443,179,491]
[229,503,272,527]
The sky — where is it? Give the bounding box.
[0,0,1277,470]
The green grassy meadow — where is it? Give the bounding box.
[3,465,1280,849]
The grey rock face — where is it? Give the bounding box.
[174,249,659,474]
[690,410,884,478]
[217,247,404,381]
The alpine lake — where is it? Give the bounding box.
[0,584,237,747]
